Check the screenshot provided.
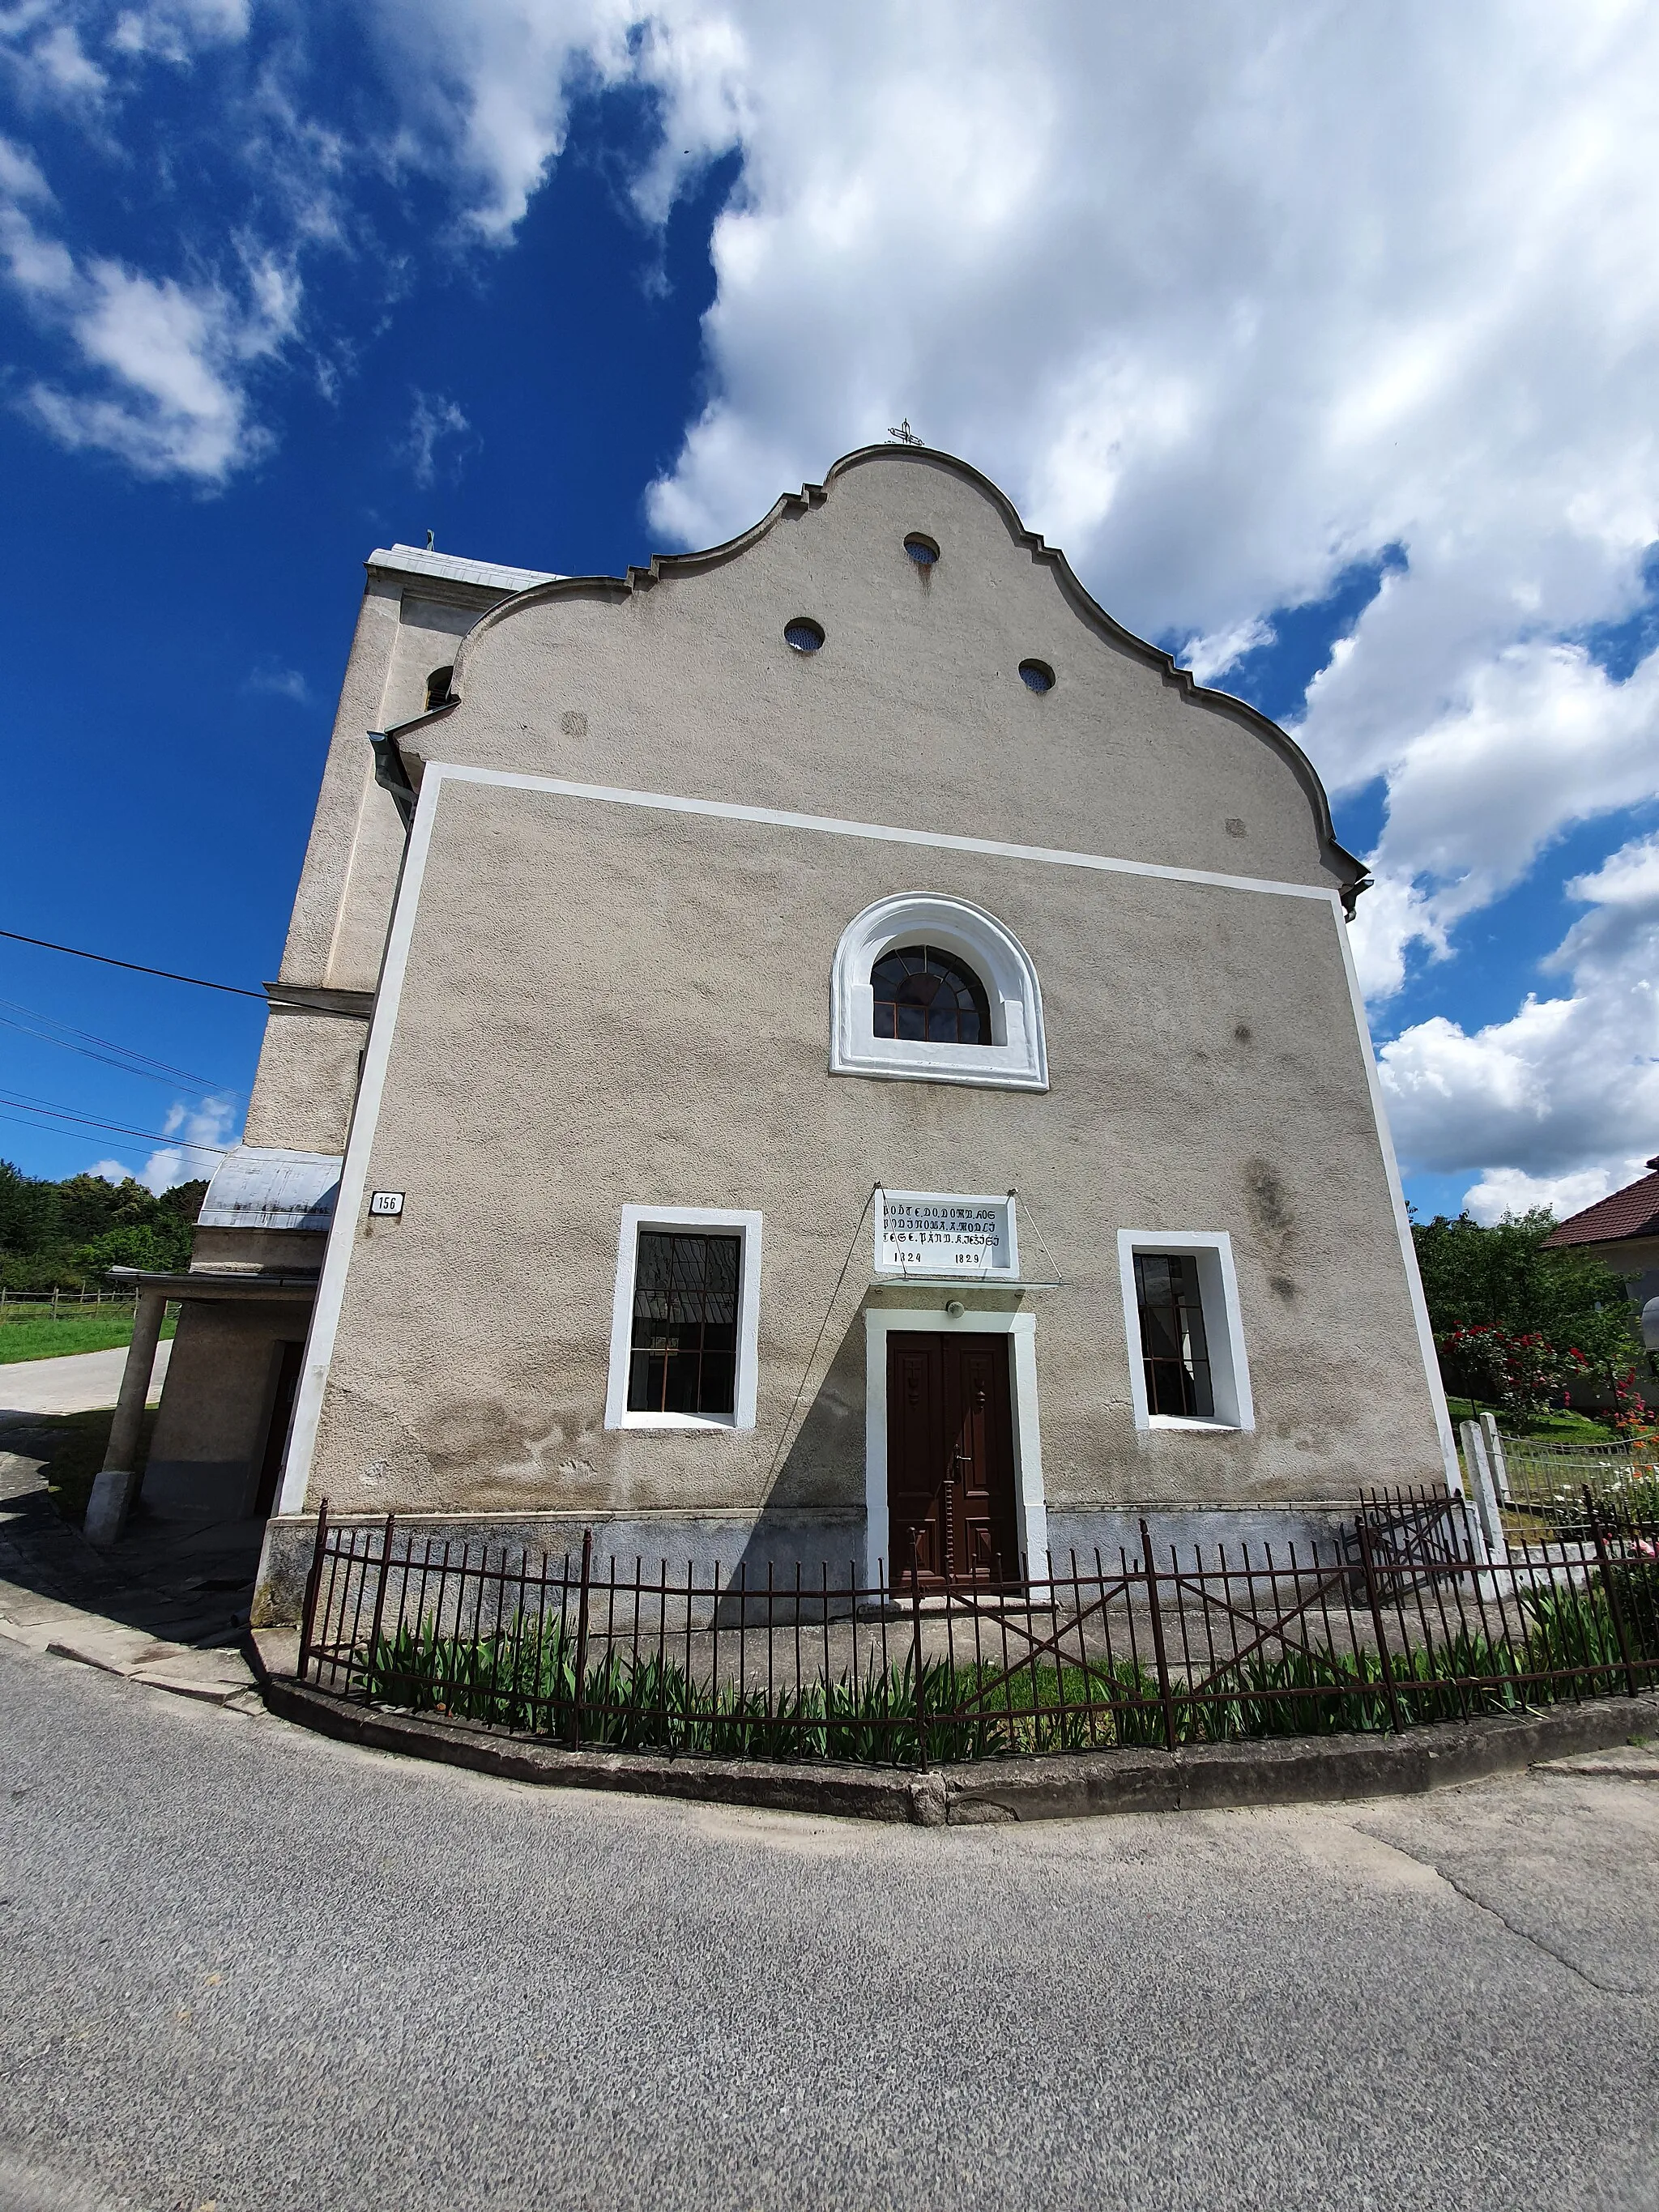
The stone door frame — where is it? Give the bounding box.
[862,1304,1047,1587]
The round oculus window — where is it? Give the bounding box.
[1018,658,1056,693]
[785,617,825,654]
[903,533,940,566]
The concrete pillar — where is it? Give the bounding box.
[83,1289,167,1549]
[1478,1410,1511,1504]
[1458,1417,1508,1564]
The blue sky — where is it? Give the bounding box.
[4,3,1658,1225]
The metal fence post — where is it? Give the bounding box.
[1585,1489,1640,1699]
[1478,1412,1511,1505]
[296,1498,331,1681]
[361,1513,397,1700]
[570,1527,593,1750]
[1459,1419,1505,1563]
[909,1527,928,1770]
[1138,1519,1179,1752]
[1357,1521,1405,1733]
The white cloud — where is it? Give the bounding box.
[1348,873,1444,1004]
[1459,1165,1640,1229]
[0,131,49,200]
[361,6,1659,989]
[30,19,104,97]
[551,2,1659,1034]
[0,10,107,107]
[360,0,637,240]
[85,1156,133,1186]
[110,0,249,64]
[245,660,310,703]
[1319,632,1659,1000]
[1180,616,1276,690]
[139,1094,238,1193]
[0,149,300,477]
[400,388,471,488]
[1378,829,1659,1214]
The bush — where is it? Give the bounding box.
[1436,1323,1590,1419]
[1406,1212,1645,1397]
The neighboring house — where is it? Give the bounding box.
[1544,1158,1659,1349]
[109,445,1457,1618]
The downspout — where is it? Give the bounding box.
[1341,873,1374,922]
[369,730,417,829]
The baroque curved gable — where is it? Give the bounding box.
[406,445,1365,906]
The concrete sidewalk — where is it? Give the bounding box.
[0,1337,172,1417]
[0,1597,260,1707]
[0,1341,258,1709]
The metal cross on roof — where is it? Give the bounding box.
[886,419,924,445]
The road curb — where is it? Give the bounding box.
[0,1601,258,1707]
[251,1648,1659,1824]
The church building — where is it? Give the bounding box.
[118,445,1458,1617]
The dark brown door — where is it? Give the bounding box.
[252,1340,305,1519]
[887,1332,1020,1586]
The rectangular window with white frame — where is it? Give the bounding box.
[1117,1230,1254,1433]
[605,1207,763,1430]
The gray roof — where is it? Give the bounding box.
[368,543,559,595]
[198,1145,342,1232]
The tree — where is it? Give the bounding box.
[0,1161,57,1256]
[0,1160,207,1291]
[1412,1208,1640,1411]
[73,1220,196,1277]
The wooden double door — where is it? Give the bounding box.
[887,1332,1021,1587]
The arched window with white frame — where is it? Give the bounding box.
[830,894,1048,1090]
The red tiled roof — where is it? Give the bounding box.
[1545,1165,1659,1247]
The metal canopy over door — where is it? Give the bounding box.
[887,1331,1020,1585]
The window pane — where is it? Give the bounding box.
[871,944,992,1048]
[633,1233,672,1322]
[1134,1252,1214,1418]
[628,1231,742,1417]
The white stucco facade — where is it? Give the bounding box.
[137,448,1456,1622]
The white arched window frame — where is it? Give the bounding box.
[830,894,1049,1091]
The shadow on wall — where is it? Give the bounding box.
[722,1315,869,1607]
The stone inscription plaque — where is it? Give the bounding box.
[876,1191,1016,1278]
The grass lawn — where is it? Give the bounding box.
[1444,1392,1616,1442]
[0,1303,177,1366]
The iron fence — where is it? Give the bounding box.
[294,1487,1659,1770]
[1355,1485,1481,1576]
[1489,1433,1659,1518]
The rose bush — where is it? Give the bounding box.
[1435,1323,1589,1418]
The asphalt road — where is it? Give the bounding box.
[0,1342,172,1419]
[2,1638,1657,2212]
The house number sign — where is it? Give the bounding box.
[875,1190,1017,1278]
[368,1191,404,1217]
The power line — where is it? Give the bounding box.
[0,928,267,1001]
[0,1107,232,1156]
[0,1093,235,1155]
[0,1115,231,1159]
[0,995,232,1085]
[0,1003,235,1094]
